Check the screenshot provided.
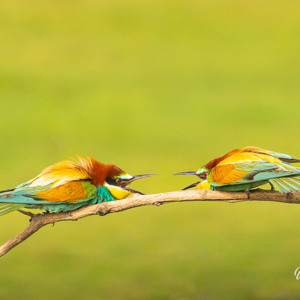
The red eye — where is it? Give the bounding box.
[116,178,122,184]
[204,172,208,178]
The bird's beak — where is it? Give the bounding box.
[122,174,158,195]
[174,171,199,190]
[181,181,201,190]
[174,171,196,176]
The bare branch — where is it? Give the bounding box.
[1,189,299,257]
[17,209,35,218]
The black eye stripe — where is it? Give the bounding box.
[105,177,119,186]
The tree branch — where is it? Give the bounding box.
[0,189,299,257]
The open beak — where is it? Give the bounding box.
[174,171,199,190]
[122,174,158,195]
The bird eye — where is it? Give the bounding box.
[204,172,208,178]
[116,178,122,184]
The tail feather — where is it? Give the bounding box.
[0,203,24,216]
[269,178,287,193]
[282,177,300,190]
[269,176,300,193]
[266,149,300,163]
[277,178,297,191]
[289,176,300,183]
[0,188,15,194]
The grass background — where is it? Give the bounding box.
[0,0,299,299]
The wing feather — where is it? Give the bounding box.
[209,152,300,186]
[36,181,96,202]
[240,146,300,163]
[1,157,98,204]
[210,164,248,184]
[28,157,93,188]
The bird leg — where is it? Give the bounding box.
[269,182,275,191]
[245,190,251,199]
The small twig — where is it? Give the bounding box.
[18,210,36,218]
[1,189,299,257]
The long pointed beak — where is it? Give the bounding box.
[132,174,158,180]
[182,181,201,190]
[123,174,158,195]
[174,171,196,176]
[174,171,200,190]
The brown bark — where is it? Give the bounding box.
[0,189,299,257]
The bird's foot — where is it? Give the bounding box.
[269,182,275,191]
[245,190,251,199]
[286,192,294,201]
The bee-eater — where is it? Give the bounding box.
[0,156,156,216]
[176,146,300,193]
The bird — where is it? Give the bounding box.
[0,156,156,216]
[175,146,300,193]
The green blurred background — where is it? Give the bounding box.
[0,0,299,299]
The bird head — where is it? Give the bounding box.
[195,168,209,180]
[103,164,157,199]
[174,167,210,190]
